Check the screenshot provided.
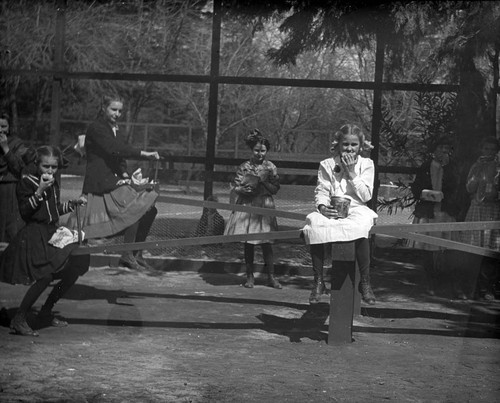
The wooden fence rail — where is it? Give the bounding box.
[73,196,500,260]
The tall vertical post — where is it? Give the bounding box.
[491,49,498,136]
[204,0,222,200]
[369,30,385,211]
[328,241,357,345]
[49,0,66,146]
[368,30,385,258]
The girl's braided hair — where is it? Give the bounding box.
[245,129,271,150]
[34,145,65,169]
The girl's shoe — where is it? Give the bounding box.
[38,309,68,327]
[267,276,282,289]
[309,281,328,304]
[243,274,255,288]
[118,252,143,271]
[10,313,39,337]
[359,281,376,305]
[135,253,155,271]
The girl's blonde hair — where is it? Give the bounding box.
[330,124,374,153]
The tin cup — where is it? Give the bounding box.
[330,196,350,219]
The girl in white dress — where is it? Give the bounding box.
[302,124,378,304]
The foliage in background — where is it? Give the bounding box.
[377,83,458,215]
[0,0,376,156]
[0,0,498,178]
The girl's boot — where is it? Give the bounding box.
[309,266,327,304]
[119,251,143,271]
[11,277,51,336]
[262,243,281,289]
[356,238,376,305]
[244,264,255,288]
[243,243,255,288]
[359,274,376,305]
[309,244,328,304]
[10,311,39,337]
[267,266,282,289]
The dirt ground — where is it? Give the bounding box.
[0,244,499,403]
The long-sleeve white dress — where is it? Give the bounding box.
[302,155,378,245]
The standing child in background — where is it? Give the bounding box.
[0,111,33,243]
[462,136,500,300]
[409,137,462,297]
[0,146,89,336]
[224,130,282,289]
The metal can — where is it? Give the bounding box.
[330,196,351,218]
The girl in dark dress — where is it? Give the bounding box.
[76,94,160,271]
[0,146,89,336]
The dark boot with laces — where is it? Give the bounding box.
[267,274,282,289]
[38,308,68,327]
[135,251,155,271]
[309,279,328,304]
[359,275,376,305]
[119,251,143,271]
[244,265,255,288]
[10,311,39,337]
[309,264,328,304]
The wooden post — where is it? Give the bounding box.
[49,0,66,147]
[143,123,148,149]
[203,0,221,200]
[75,203,82,245]
[328,241,358,345]
[369,30,385,211]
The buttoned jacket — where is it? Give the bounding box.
[82,116,141,195]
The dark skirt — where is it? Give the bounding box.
[0,222,79,285]
[65,185,158,239]
[0,181,25,243]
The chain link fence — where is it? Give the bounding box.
[60,171,412,269]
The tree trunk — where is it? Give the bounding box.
[8,77,20,137]
[455,54,488,168]
[32,78,49,144]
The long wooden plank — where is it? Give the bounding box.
[72,230,303,255]
[371,221,500,234]
[157,195,308,220]
[403,232,500,259]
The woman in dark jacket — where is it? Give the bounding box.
[410,137,462,296]
[78,94,160,271]
[0,111,33,243]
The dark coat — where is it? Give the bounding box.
[411,159,461,219]
[0,135,33,183]
[0,135,34,242]
[82,117,142,195]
